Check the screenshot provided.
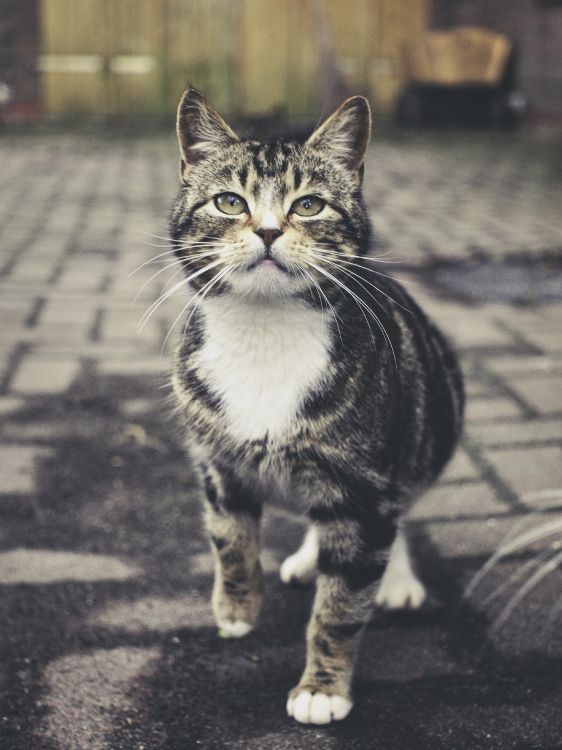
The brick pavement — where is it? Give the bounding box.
[0,132,561,750]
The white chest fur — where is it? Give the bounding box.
[196,297,331,442]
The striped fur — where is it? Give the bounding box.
[169,88,464,725]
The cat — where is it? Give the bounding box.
[168,86,464,725]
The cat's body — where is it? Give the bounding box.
[168,88,464,725]
[173,272,461,512]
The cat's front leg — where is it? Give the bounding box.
[200,463,263,638]
[287,481,397,725]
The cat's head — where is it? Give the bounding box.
[170,86,372,301]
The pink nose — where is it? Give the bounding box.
[255,227,282,247]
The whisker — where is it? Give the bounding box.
[138,259,223,331]
[129,249,181,276]
[159,264,234,356]
[544,595,562,633]
[294,266,323,325]
[309,252,411,314]
[139,238,229,250]
[308,245,400,264]
[523,489,562,507]
[140,240,182,249]
[141,231,230,244]
[133,259,185,302]
[305,259,397,368]
[161,263,190,293]
[129,248,223,277]
[299,265,344,345]
[310,248,408,284]
[491,547,562,632]
[215,264,237,295]
[464,515,562,598]
[181,264,237,342]
[304,259,379,354]
[133,251,225,300]
[480,545,557,607]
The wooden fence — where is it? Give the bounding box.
[39,0,429,119]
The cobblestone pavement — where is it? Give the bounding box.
[0,133,561,750]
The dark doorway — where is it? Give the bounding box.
[0,0,42,123]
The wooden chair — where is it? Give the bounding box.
[397,27,520,127]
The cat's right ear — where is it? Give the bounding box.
[307,96,371,181]
[176,87,239,181]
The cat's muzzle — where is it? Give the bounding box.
[247,247,290,274]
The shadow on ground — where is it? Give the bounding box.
[1,366,561,750]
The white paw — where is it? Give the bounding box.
[287,690,353,725]
[217,620,253,638]
[280,552,317,586]
[375,573,426,610]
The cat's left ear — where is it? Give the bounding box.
[176,86,239,181]
[307,96,371,181]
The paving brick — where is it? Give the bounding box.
[0,422,70,442]
[0,297,35,328]
[120,398,160,417]
[466,396,524,422]
[34,321,94,345]
[8,257,57,284]
[410,482,509,521]
[88,593,214,632]
[100,308,166,347]
[468,419,562,447]
[440,447,481,482]
[500,317,562,355]
[423,515,525,559]
[485,445,562,502]
[0,549,139,584]
[0,444,51,493]
[56,265,108,293]
[464,378,493,398]
[517,329,562,355]
[40,300,98,324]
[32,342,150,359]
[25,234,70,254]
[0,397,25,416]
[437,314,516,350]
[537,305,562,326]
[505,376,562,415]
[0,330,36,351]
[10,356,81,394]
[97,358,170,377]
[485,355,562,377]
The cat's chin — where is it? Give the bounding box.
[227,267,306,301]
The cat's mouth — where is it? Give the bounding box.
[247,249,290,274]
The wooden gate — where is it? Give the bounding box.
[39,0,428,118]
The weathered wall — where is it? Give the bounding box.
[37,0,429,119]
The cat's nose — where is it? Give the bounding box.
[255,227,282,247]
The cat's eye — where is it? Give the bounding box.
[291,195,325,217]
[214,192,248,215]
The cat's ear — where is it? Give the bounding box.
[176,86,239,180]
[307,96,371,178]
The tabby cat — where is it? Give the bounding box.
[169,87,464,725]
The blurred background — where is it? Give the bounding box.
[1,0,561,129]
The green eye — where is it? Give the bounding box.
[214,192,248,215]
[291,195,325,217]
